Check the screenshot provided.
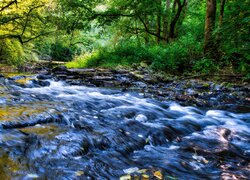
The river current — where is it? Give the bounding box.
[0,76,249,179]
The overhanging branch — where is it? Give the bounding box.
[21,4,45,36]
[0,0,17,12]
[138,15,166,40]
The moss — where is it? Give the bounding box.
[15,77,34,85]
[0,154,20,179]
[2,72,34,78]
[0,104,49,121]
[20,124,65,139]
[203,83,210,88]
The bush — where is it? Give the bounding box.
[67,37,203,73]
[218,0,249,75]
[67,42,155,68]
[193,58,218,74]
[51,41,77,62]
[150,35,203,73]
[34,38,81,62]
[0,39,25,66]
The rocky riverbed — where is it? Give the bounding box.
[0,67,249,179]
[44,66,250,112]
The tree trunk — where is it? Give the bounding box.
[219,0,226,27]
[216,0,226,49]
[163,0,171,43]
[169,0,186,41]
[156,0,162,44]
[145,15,149,44]
[204,0,217,55]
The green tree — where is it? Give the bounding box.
[0,0,55,65]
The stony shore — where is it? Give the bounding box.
[1,65,249,112]
[43,66,250,112]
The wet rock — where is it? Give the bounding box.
[92,76,114,81]
[43,66,250,109]
[66,79,82,86]
[1,74,250,179]
[214,84,222,91]
[135,114,148,122]
[132,82,147,89]
[37,74,53,80]
[140,62,148,68]
[68,68,96,74]
[186,89,198,96]
[31,80,50,87]
[52,66,68,72]
[8,75,26,81]
[103,81,120,87]
[176,95,190,102]
[196,84,210,90]
[56,74,68,80]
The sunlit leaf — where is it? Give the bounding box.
[154,171,163,179]
[120,174,131,180]
[75,171,84,176]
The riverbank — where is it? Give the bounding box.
[1,64,249,112]
[51,66,250,112]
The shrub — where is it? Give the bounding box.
[51,41,75,62]
[67,42,154,68]
[0,39,25,66]
[150,35,203,73]
[193,58,218,74]
[67,36,203,73]
[35,38,81,62]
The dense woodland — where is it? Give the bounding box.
[0,0,249,76]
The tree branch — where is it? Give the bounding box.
[21,4,45,36]
[0,16,22,25]
[0,0,17,12]
[138,15,166,40]
[22,31,55,43]
[169,0,187,39]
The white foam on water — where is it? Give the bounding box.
[143,122,164,128]
[22,80,250,137]
[168,145,180,150]
[168,103,201,115]
[206,110,227,117]
[0,98,6,104]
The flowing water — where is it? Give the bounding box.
[0,75,249,179]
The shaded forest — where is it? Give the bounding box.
[0,0,249,76]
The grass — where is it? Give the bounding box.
[66,37,203,74]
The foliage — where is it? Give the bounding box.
[67,42,151,68]
[0,0,249,76]
[0,38,39,66]
[50,41,77,62]
[151,34,203,73]
[193,58,218,74]
[218,0,250,74]
[0,0,55,65]
[0,0,55,43]
[0,39,25,66]
[67,35,203,73]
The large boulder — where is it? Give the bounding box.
[52,66,68,73]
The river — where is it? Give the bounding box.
[0,75,249,179]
